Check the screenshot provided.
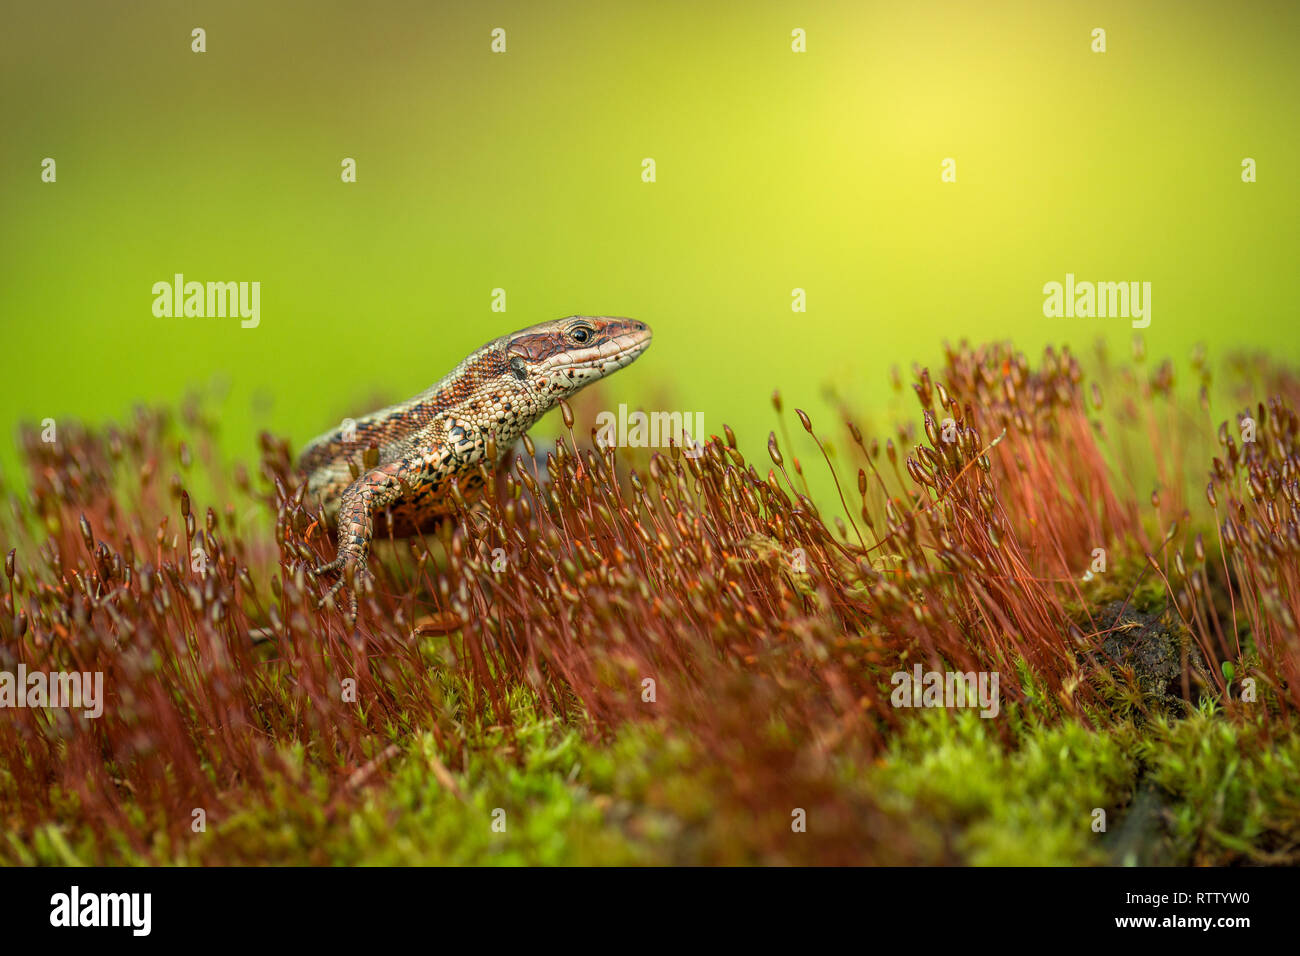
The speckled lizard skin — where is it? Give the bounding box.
[297,316,652,615]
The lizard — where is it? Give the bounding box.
[297,315,652,616]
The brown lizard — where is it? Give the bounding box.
[297,315,652,615]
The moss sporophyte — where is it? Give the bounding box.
[2,337,1297,864]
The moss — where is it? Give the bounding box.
[4,348,1296,867]
[870,707,1139,865]
[1136,706,1300,865]
[1075,558,1169,615]
[1095,601,1211,714]
[9,682,1300,865]
[5,690,714,866]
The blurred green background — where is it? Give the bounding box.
[2,0,1297,480]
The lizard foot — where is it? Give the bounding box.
[312,552,372,620]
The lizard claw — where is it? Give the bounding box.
[312,553,349,577]
[312,550,372,620]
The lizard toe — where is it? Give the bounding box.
[312,554,347,577]
[316,574,349,610]
[315,555,372,616]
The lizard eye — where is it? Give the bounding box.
[509,356,528,381]
[569,324,593,344]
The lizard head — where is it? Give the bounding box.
[502,316,652,406]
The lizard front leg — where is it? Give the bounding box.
[312,449,444,617]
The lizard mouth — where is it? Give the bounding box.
[550,325,653,375]
[600,326,653,366]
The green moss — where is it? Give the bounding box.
[1137,706,1300,864]
[5,689,713,866]
[6,665,1297,866]
[1074,558,1169,616]
[871,707,1138,865]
